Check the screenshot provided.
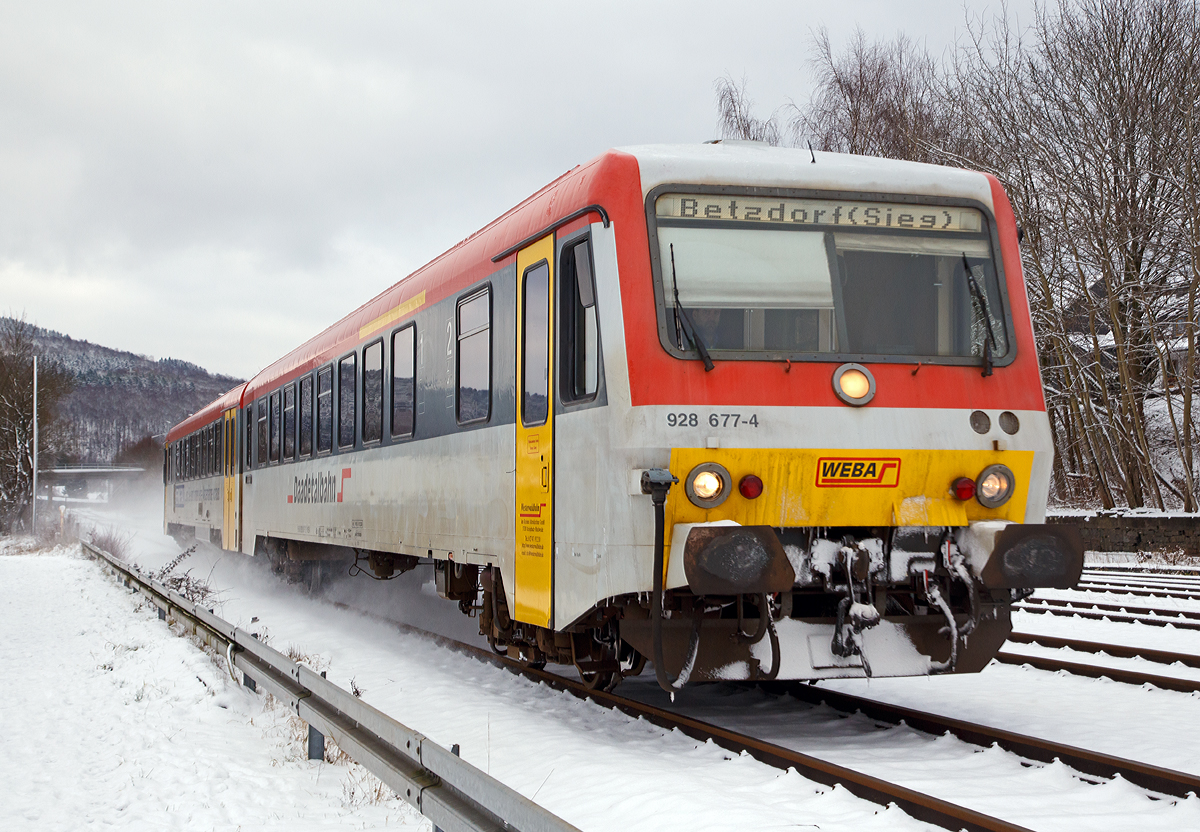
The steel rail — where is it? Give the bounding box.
[1018,597,1200,621]
[773,681,1200,798]
[1015,602,1200,630]
[319,603,1031,832]
[1006,632,1200,669]
[1083,567,1200,579]
[1082,564,1200,578]
[79,541,580,832]
[367,611,1200,822]
[1074,581,1200,601]
[995,649,1200,693]
[1080,573,1200,590]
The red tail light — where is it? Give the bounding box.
[952,477,976,501]
[739,474,764,499]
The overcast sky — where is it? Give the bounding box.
[0,1,1035,379]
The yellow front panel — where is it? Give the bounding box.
[665,447,1034,545]
[514,235,555,627]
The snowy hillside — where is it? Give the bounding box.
[16,319,244,462]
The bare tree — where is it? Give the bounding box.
[714,75,784,144]
[797,27,958,162]
[0,316,74,532]
[950,0,1200,509]
[712,0,1200,510]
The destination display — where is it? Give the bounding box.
[656,193,983,233]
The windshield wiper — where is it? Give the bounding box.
[963,252,997,377]
[670,243,715,372]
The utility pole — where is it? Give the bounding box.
[31,356,38,535]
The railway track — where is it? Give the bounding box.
[1008,566,1200,692]
[327,601,1200,831]
[372,619,1033,832]
[1083,564,1200,579]
[1073,581,1200,601]
[85,536,1200,831]
[82,538,1038,832]
[1015,597,1200,630]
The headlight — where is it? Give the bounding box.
[832,363,876,406]
[975,464,1015,508]
[685,463,732,508]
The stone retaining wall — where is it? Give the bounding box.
[1046,513,1200,555]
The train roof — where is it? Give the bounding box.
[620,141,995,207]
[165,143,999,443]
[166,382,247,443]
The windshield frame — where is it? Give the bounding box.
[644,183,1017,368]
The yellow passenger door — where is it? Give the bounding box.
[222,408,238,550]
[514,235,555,627]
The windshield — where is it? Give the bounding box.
[654,193,1009,361]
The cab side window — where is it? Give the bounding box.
[560,238,600,401]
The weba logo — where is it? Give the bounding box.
[815,458,901,488]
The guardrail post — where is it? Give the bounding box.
[308,725,324,761]
[242,673,256,693]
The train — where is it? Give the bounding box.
[164,141,1084,692]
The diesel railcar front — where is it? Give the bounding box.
[165,142,1083,691]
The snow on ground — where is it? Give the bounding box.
[51,498,1200,831]
[48,506,941,832]
[0,540,427,831]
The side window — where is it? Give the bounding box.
[560,238,600,401]
[257,398,268,466]
[317,367,333,452]
[269,391,282,462]
[339,354,356,447]
[522,262,550,426]
[391,325,415,438]
[362,340,383,443]
[215,422,223,475]
[283,384,296,460]
[299,375,313,456]
[457,288,491,424]
[245,406,253,470]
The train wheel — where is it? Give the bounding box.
[579,668,616,691]
[618,641,647,679]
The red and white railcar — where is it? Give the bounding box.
[165,142,1082,690]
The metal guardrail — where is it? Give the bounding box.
[80,540,581,832]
